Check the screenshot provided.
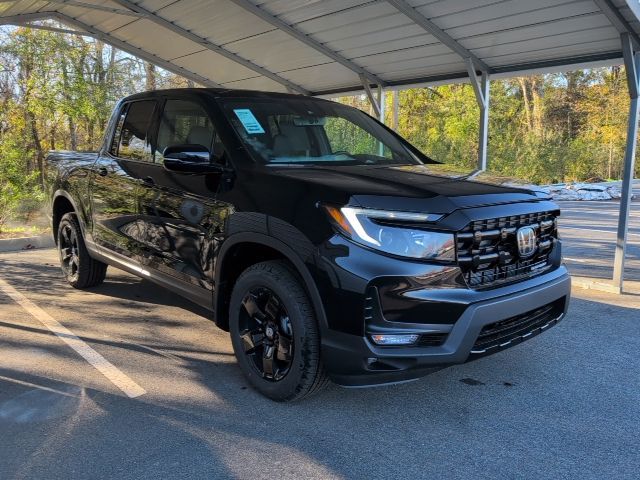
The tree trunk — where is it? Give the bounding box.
[145,62,157,91]
[518,78,533,133]
[28,111,45,186]
[87,118,95,149]
[68,116,78,150]
[95,40,104,84]
[530,77,543,138]
[107,45,116,85]
[50,124,56,151]
[60,46,78,150]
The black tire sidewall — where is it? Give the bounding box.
[57,213,93,288]
[229,263,320,401]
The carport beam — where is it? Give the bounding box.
[467,60,490,171]
[361,75,381,119]
[613,32,639,292]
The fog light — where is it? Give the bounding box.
[370,334,419,346]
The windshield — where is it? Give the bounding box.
[220,97,428,166]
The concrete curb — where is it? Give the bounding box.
[0,235,55,253]
[572,275,640,295]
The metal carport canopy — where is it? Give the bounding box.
[1,0,639,292]
[0,0,639,95]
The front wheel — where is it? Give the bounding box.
[57,212,107,289]
[229,261,328,401]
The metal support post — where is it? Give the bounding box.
[392,90,400,131]
[466,59,490,171]
[360,74,381,119]
[377,85,385,123]
[377,85,386,155]
[613,32,640,292]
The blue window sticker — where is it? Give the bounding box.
[233,109,265,134]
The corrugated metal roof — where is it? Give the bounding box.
[1,0,639,95]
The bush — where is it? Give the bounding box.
[0,183,21,230]
[14,185,45,223]
[0,179,44,231]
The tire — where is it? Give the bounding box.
[57,212,107,289]
[229,260,329,401]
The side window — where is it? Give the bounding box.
[116,100,156,161]
[156,99,221,163]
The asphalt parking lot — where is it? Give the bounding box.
[558,198,639,281]
[1,202,639,480]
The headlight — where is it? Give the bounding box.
[324,206,455,261]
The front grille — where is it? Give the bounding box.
[468,298,565,359]
[456,210,558,288]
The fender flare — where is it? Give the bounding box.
[213,232,328,332]
[53,189,79,210]
[52,190,87,238]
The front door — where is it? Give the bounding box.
[136,97,229,292]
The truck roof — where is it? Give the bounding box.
[121,88,330,103]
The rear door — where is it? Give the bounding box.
[91,99,158,259]
[135,95,229,294]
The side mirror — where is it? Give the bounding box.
[163,144,226,174]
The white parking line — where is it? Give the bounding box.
[0,278,146,398]
[563,257,590,263]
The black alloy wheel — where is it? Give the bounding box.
[59,221,80,283]
[238,287,294,381]
[57,212,107,289]
[229,260,328,401]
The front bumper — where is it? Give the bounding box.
[322,267,571,387]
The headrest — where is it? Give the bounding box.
[186,125,212,148]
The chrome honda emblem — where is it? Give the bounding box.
[516,226,537,258]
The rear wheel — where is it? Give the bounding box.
[57,213,107,289]
[229,260,328,401]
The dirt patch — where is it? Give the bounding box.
[0,227,51,240]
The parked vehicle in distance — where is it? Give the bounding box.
[46,88,571,401]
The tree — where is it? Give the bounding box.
[335,68,639,184]
[0,24,193,228]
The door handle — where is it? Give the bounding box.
[142,176,155,186]
[98,167,108,177]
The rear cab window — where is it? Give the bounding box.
[110,100,157,162]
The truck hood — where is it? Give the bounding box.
[266,163,549,212]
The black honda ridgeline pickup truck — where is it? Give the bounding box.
[47,88,570,401]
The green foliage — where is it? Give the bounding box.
[324,116,391,157]
[0,24,192,225]
[0,97,35,226]
[397,85,479,169]
[337,67,639,185]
